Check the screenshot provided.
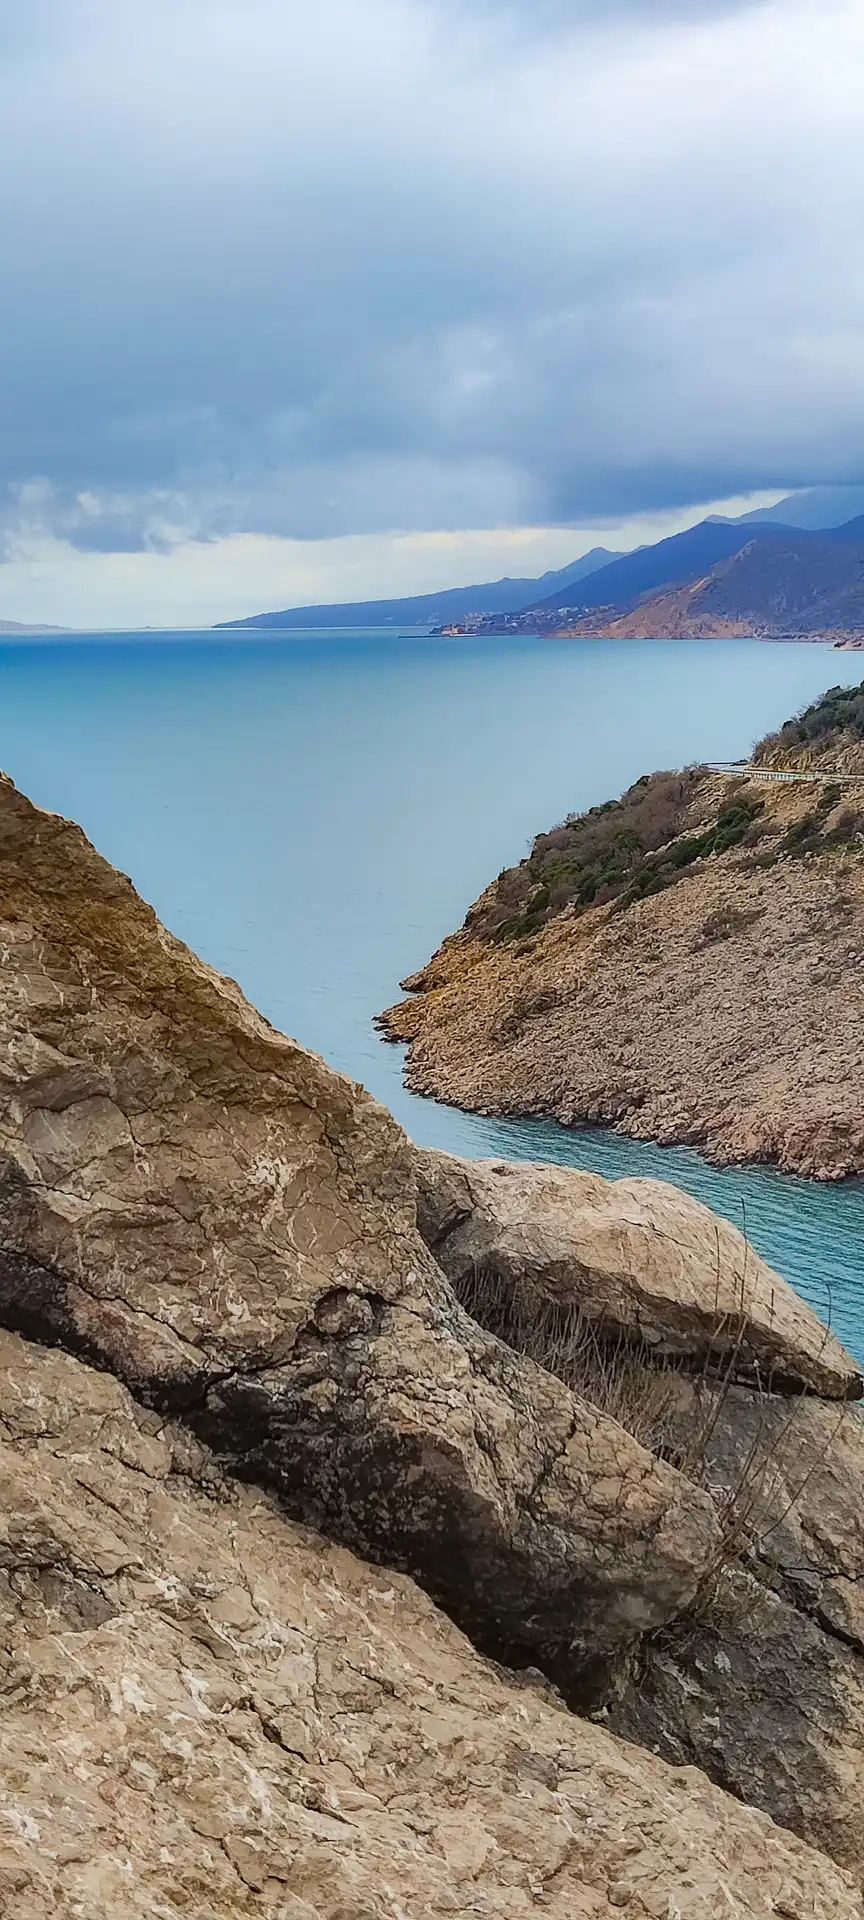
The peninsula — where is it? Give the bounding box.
[379,680,864,1179]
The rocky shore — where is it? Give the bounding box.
[379,684,864,1180]
[2,763,864,1912]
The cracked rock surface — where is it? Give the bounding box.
[1,1328,861,1920]
[0,772,717,1696]
[414,1150,864,1873]
[611,1384,864,1874]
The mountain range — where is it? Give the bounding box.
[214,547,620,631]
[561,517,864,640]
[216,487,864,639]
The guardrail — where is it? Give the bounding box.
[707,761,864,785]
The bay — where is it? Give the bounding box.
[2,628,863,1358]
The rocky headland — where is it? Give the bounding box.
[379,680,864,1179]
[3,763,864,1911]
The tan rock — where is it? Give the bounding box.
[0,771,718,1698]
[380,779,864,1181]
[0,1328,860,1920]
[414,1149,862,1399]
[412,1151,864,1870]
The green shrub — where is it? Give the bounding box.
[758,679,864,757]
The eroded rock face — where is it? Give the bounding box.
[0,773,718,1699]
[414,1150,862,1399]
[379,824,864,1181]
[608,1380,864,1871]
[411,1149,864,1873]
[612,1567,864,1879]
[1,1329,860,1920]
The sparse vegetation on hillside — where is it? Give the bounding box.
[467,682,864,948]
[474,768,768,942]
[756,678,864,757]
[473,769,704,941]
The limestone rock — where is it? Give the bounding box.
[0,1328,860,1920]
[608,1381,864,1874]
[659,1382,864,1650]
[413,1149,862,1399]
[612,1567,864,1879]
[0,772,718,1698]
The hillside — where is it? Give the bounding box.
[0,619,67,633]
[214,546,620,630]
[379,680,864,1179]
[526,516,800,615]
[218,510,864,638]
[727,485,864,529]
[564,524,864,639]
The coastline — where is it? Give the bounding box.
[379,1018,862,1183]
[379,728,864,1185]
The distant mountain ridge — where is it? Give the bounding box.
[525,519,803,615]
[215,547,621,631]
[215,485,864,639]
[562,518,864,639]
[0,620,67,634]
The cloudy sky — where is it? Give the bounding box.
[1,0,862,625]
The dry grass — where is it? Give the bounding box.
[456,1263,682,1457]
[455,1250,851,1623]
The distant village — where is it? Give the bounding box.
[432,605,589,636]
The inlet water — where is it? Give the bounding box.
[2,630,862,1359]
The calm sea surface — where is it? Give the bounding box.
[2,629,863,1358]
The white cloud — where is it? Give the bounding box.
[0,0,862,619]
[0,491,787,628]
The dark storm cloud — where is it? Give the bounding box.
[0,0,862,553]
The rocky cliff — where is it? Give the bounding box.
[2,765,864,1912]
[379,684,864,1178]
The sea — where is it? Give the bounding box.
[2,628,863,1360]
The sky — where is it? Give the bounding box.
[1,0,863,626]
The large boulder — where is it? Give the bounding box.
[1,1328,860,1920]
[0,772,717,1702]
[413,1150,862,1399]
[412,1150,864,1872]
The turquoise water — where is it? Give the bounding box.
[2,629,863,1358]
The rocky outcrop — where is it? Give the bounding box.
[413,1150,862,1399]
[611,1384,864,1875]
[380,730,864,1179]
[3,1328,860,1920]
[4,766,864,1899]
[0,771,719,1702]
[409,1148,864,1875]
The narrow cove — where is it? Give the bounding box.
[1,628,862,1360]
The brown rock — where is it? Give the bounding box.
[380,775,864,1181]
[413,1149,862,1399]
[0,1328,860,1920]
[660,1381,864,1650]
[609,1380,864,1875]
[0,771,718,1699]
[411,1150,864,1871]
[612,1566,864,1879]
